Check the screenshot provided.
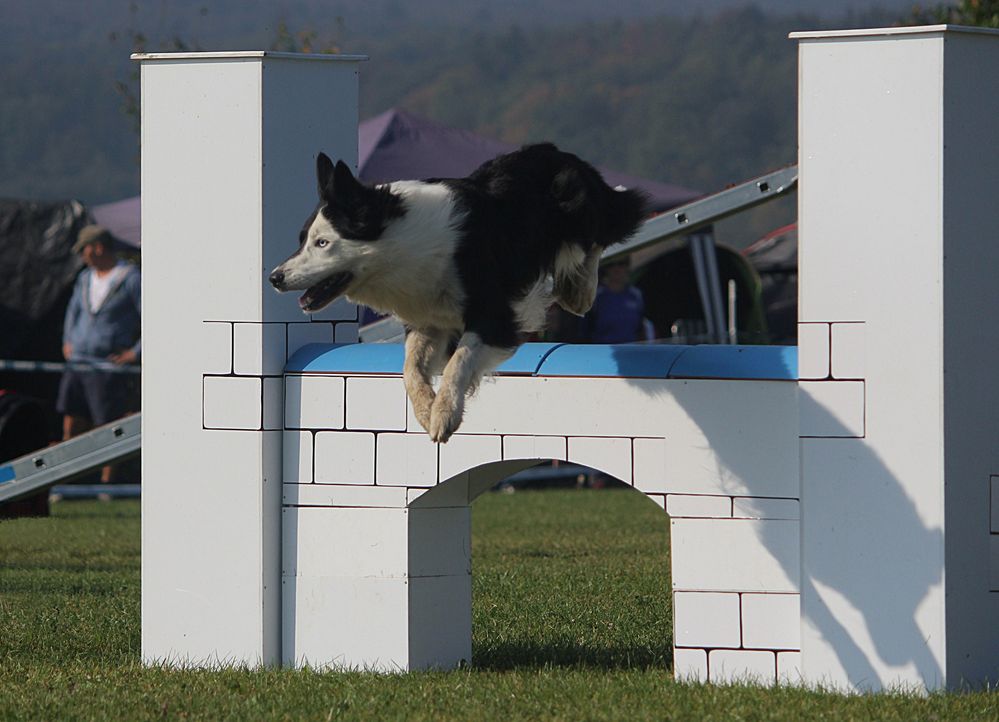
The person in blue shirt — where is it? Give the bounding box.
[57,225,141,479]
[584,259,651,343]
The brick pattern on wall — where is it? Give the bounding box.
[798,321,866,439]
[199,316,358,432]
[279,363,803,683]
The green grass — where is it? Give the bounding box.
[2,491,998,721]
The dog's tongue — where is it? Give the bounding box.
[299,272,352,312]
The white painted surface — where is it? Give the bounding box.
[376,432,438,487]
[502,435,568,461]
[200,322,233,374]
[285,375,345,430]
[777,652,804,685]
[283,483,408,508]
[673,592,741,648]
[673,648,708,681]
[439,435,503,482]
[830,323,865,380]
[798,381,865,438]
[797,323,830,379]
[287,322,334,356]
[632,438,668,493]
[795,29,982,690]
[408,575,473,669]
[666,494,732,518]
[203,376,261,430]
[992,477,999,533]
[233,323,287,376]
[939,31,999,683]
[283,575,409,670]
[281,499,470,671]
[990,536,999,592]
[741,594,801,650]
[567,436,632,484]
[407,474,470,508]
[408,507,472,577]
[671,518,799,593]
[283,430,313,483]
[732,497,799,521]
[314,431,375,484]
[709,650,776,684]
[263,377,284,431]
[140,52,361,667]
[631,382,798,498]
[646,494,666,511]
[346,377,407,431]
[284,506,409,578]
[334,322,360,344]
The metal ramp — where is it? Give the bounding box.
[0,414,141,504]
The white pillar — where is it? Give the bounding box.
[138,51,363,666]
[794,25,999,690]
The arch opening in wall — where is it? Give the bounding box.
[435,460,673,671]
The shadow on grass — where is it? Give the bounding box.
[473,640,673,672]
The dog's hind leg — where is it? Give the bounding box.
[553,245,602,316]
[429,332,513,443]
[404,328,449,434]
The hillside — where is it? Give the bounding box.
[0,2,908,245]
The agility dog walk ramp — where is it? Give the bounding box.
[0,414,141,505]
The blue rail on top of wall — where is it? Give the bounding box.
[285,342,564,375]
[286,343,406,374]
[667,345,798,381]
[536,344,690,378]
[286,342,798,381]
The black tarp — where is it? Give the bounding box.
[0,198,89,437]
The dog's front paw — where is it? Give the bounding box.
[428,393,463,444]
[408,389,435,434]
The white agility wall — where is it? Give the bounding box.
[280,356,801,677]
[794,25,999,690]
[138,51,364,665]
[139,26,999,690]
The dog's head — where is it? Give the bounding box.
[269,152,405,312]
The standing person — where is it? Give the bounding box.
[57,225,141,483]
[583,259,652,344]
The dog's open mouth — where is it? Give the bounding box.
[299,272,353,312]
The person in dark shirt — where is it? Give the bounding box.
[584,259,650,343]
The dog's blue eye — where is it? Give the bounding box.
[316,238,330,248]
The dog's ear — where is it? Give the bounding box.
[316,152,335,199]
[332,160,363,197]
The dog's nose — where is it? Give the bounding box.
[269,270,284,289]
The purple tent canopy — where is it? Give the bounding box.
[91,108,701,247]
[90,196,141,249]
[359,108,701,212]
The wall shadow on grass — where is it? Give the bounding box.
[473,640,673,672]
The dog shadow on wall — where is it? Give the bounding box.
[610,346,944,689]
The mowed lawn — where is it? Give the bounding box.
[2,490,998,721]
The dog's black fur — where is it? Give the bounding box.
[437,143,647,348]
[271,143,648,441]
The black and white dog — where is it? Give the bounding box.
[270,143,646,442]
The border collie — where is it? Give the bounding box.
[270,143,647,442]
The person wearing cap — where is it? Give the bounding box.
[57,225,141,480]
